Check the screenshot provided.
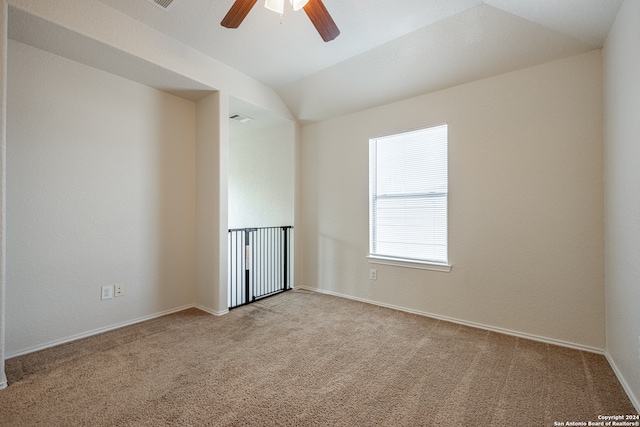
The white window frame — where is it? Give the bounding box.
[368,124,451,272]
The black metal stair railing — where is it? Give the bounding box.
[228,226,293,309]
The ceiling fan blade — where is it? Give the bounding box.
[303,0,340,42]
[221,0,258,28]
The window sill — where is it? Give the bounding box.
[367,255,452,272]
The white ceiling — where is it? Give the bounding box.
[14,0,626,124]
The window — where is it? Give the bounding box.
[369,124,449,270]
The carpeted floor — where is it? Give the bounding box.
[0,289,636,426]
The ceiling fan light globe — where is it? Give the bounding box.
[265,0,284,14]
[290,0,309,11]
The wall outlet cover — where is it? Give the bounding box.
[101,285,113,300]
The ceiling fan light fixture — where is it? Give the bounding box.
[290,0,309,11]
[264,0,308,14]
[264,0,284,14]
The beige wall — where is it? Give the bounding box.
[301,50,605,350]
[6,40,197,356]
[0,0,7,389]
[195,91,228,315]
[603,0,640,410]
[229,123,295,229]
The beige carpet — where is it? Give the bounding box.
[1,289,636,426]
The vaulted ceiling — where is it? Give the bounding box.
[11,0,625,124]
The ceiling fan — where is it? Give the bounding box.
[221,0,340,42]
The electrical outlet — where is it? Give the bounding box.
[115,283,124,297]
[369,269,377,280]
[101,285,113,300]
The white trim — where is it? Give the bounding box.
[367,255,452,272]
[605,352,640,413]
[0,380,6,390]
[6,304,197,359]
[195,305,228,316]
[297,286,604,354]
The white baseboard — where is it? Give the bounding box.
[6,304,198,359]
[195,305,228,316]
[297,286,605,355]
[0,380,7,390]
[605,352,640,413]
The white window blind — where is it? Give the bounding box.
[369,124,448,265]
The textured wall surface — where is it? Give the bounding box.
[195,92,228,314]
[603,0,640,410]
[6,41,197,355]
[301,50,605,350]
[0,0,8,388]
[229,123,295,229]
